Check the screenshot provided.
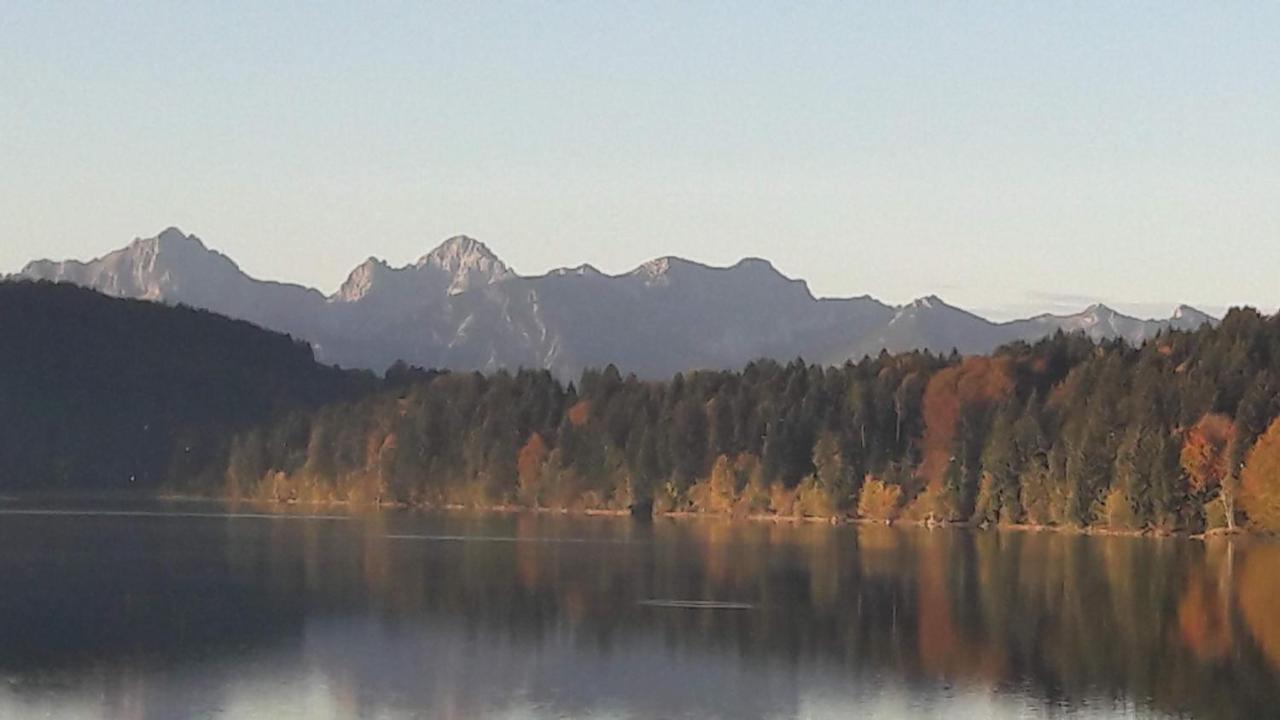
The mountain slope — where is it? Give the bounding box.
[854,296,1008,358]
[10,228,1218,378]
[0,281,364,491]
[1003,304,1166,345]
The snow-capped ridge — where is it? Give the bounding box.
[1172,304,1213,321]
[902,295,950,312]
[1170,304,1217,330]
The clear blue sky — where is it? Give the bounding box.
[3,2,1277,319]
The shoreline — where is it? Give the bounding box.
[4,493,1267,541]
[170,494,1268,540]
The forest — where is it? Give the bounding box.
[223,302,1280,534]
[4,280,1280,533]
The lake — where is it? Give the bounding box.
[0,502,1276,719]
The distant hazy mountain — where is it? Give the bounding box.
[10,227,1218,378]
[18,228,327,339]
[827,295,1008,360]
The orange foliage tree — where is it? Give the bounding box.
[915,357,1014,519]
[1180,413,1238,529]
[1240,417,1280,533]
[517,433,549,506]
[566,400,591,427]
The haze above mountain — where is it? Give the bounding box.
[10,228,1218,378]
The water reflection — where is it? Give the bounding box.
[0,506,1276,719]
[1239,543,1280,672]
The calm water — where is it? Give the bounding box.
[0,503,1276,720]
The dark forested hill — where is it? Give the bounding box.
[0,281,372,492]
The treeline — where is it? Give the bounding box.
[228,306,1280,533]
[0,281,373,491]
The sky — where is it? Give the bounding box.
[2,2,1278,320]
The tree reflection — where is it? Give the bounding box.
[0,509,1278,719]
[1239,543,1280,671]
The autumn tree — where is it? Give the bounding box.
[690,454,740,515]
[517,433,549,506]
[796,432,853,517]
[1240,417,1280,533]
[857,474,903,522]
[1180,414,1239,529]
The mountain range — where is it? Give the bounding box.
[8,227,1218,378]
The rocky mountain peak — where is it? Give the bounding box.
[417,236,512,294]
[634,256,675,278]
[334,257,394,302]
[906,295,947,311]
[156,226,196,244]
[1074,304,1123,328]
[14,227,251,307]
[130,227,211,257]
[1172,304,1211,320]
[1170,304,1217,330]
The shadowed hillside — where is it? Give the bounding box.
[0,281,372,491]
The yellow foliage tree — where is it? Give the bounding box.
[1241,417,1280,533]
[1102,486,1139,531]
[857,476,903,522]
[768,481,796,517]
[705,454,740,514]
[733,453,770,516]
[796,476,837,518]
